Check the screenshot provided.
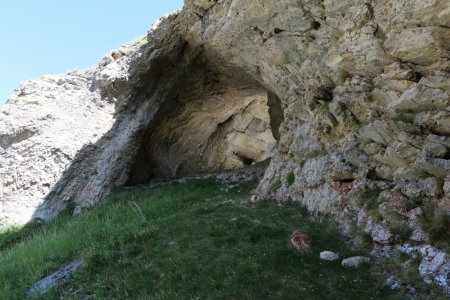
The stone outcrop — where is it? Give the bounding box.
[0,21,200,223]
[1,0,450,294]
[0,68,112,224]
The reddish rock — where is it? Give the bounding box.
[291,230,312,252]
[330,181,353,200]
[379,199,408,216]
[371,223,394,244]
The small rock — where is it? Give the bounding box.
[435,262,450,293]
[341,256,371,268]
[320,251,339,261]
[386,275,402,291]
[410,228,429,243]
[371,224,393,244]
[291,230,312,252]
[418,246,446,277]
[28,260,84,296]
[396,243,419,258]
[424,276,434,285]
[111,50,125,60]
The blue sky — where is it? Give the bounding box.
[0,0,184,105]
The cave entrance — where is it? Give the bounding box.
[127,63,282,185]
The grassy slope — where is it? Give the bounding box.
[0,179,405,299]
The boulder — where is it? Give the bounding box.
[341,256,371,268]
[320,251,339,261]
[28,260,84,296]
[291,230,312,252]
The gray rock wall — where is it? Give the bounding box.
[0,0,449,293]
[0,15,200,223]
[179,0,450,292]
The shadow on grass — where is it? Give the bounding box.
[0,203,75,252]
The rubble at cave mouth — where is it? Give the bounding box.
[127,63,283,185]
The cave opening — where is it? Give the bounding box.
[126,61,283,185]
[235,153,255,166]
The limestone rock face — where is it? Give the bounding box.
[0,70,111,224]
[0,17,199,222]
[178,0,450,292]
[1,0,450,293]
[128,68,276,183]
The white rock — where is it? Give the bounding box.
[320,251,339,261]
[419,247,447,277]
[341,256,371,268]
[28,260,83,296]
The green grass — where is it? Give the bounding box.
[356,188,385,222]
[0,179,404,299]
[405,197,450,251]
[375,253,448,299]
[393,113,415,123]
[0,220,44,251]
[384,212,412,243]
[356,188,382,208]
[286,172,295,186]
[319,101,330,114]
[420,210,450,251]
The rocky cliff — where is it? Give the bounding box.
[1,0,450,294]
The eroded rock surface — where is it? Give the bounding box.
[0,69,112,224]
[0,17,199,223]
[128,67,277,183]
[1,0,450,294]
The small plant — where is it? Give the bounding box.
[388,222,413,243]
[416,197,450,250]
[404,197,423,211]
[367,208,383,222]
[268,179,282,195]
[402,257,422,283]
[385,211,407,223]
[319,101,330,114]
[335,69,350,86]
[286,171,295,186]
[305,149,328,159]
[356,188,385,222]
[357,189,383,207]
[139,41,148,50]
[375,253,445,298]
[353,227,373,252]
[420,211,450,250]
[394,112,415,123]
[132,35,148,50]
[356,188,382,207]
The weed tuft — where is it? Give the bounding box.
[319,101,330,114]
[268,178,282,195]
[286,171,295,186]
